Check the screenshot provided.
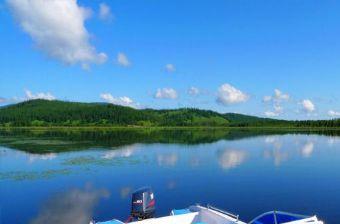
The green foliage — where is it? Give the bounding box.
[0,99,339,127]
[0,100,229,127]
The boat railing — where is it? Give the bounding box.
[207,204,240,222]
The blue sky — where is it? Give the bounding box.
[1,0,340,120]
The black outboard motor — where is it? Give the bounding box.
[131,187,155,220]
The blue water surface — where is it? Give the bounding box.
[1,133,340,224]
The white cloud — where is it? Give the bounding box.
[274,89,289,101]
[263,89,290,103]
[265,105,283,117]
[25,89,56,100]
[263,89,290,117]
[100,93,139,108]
[188,87,200,96]
[263,95,272,102]
[116,52,130,67]
[165,64,175,72]
[0,97,6,103]
[301,99,315,112]
[99,2,112,20]
[7,0,108,66]
[216,83,248,105]
[265,111,279,117]
[154,88,177,99]
[328,110,340,117]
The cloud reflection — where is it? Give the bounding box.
[120,186,133,199]
[328,137,340,146]
[29,186,109,224]
[102,145,139,160]
[264,148,288,166]
[301,142,314,157]
[167,180,176,189]
[28,153,57,163]
[217,149,247,170]
[264,136,283,150]
[157,153,178,166]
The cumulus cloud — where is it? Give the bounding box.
[7,0,108,66]
[263,89,289,117]
[100,93,139,108]
[328,110,340,117]
[265,111,279,117]
[154,88,177,99]
[165,64,175,72]
[188,87,200,96]
[29,186,109,224]
[217,149,247,170]
[263,95,272,102]
[216,83,248,105]
[99,2,112,20]
[116,52,130,67]
[25,89,56,101]
[274,89,289,101]
[301,99,315,112]
[265,105,283,117]
[263,89,290,103]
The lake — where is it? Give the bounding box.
[0,129,339,224]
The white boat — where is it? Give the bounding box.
[91,187,324,224]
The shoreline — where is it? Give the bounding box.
[1,126,340,131]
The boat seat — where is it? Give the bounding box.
[96,219,123,224]
[171,209,192,216]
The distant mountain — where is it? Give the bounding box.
[0,99,339,127]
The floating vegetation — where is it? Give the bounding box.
[0,168,72,181]
[62,155,145,166]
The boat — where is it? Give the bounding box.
[90,187,324,224]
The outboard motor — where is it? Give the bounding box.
[131,187,155,220]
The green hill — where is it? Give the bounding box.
[0,100,230,127]
[223,113,290,127]
[0,99,339,127]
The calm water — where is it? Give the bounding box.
[1,129,340,224]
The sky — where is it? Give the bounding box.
[1,0,340,120]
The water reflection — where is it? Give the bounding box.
[28,153,57,163]
[157,153,178,166]
[2,131,340,223]
[119,186,133,199]
[301,142,314,158]
[102,145,140,160]
[328,136,340,146]
[217,149,247,170]
[29,186,109,224]
[264,136,283,150]
[263,148,288,166]
[167,180,176,189]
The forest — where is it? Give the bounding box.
[0,99,339,127]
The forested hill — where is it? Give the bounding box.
[0,99,339,127]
